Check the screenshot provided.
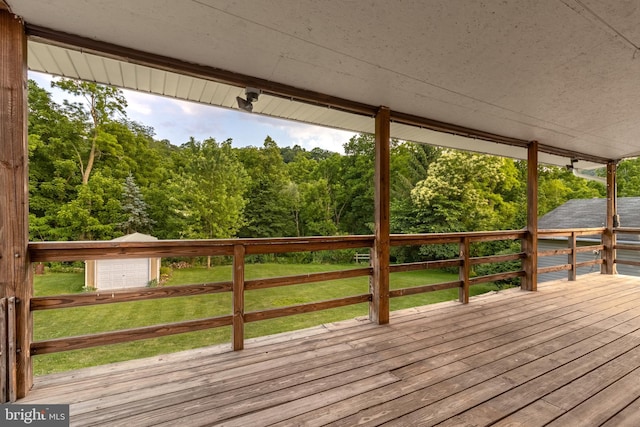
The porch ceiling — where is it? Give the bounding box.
[7,0,640,168]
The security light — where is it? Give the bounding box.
[236,87,260,112]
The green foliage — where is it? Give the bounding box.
[172,137,249,239]
[119,174,154,234]
[410,150,522,232]
[617,157,640,197]
[237,137,296,237]
[26,78,618,247]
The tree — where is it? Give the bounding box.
[55,172,124,240]
[28,79,168,241]
[332,134,376,234]
[617,158,640,197]
[410,150,520,232]
[51,79,127,185]
[120,174,154,234]
[297,179,338,236]
[28,80,82,240]
[237,137,296,237]
[172,137,249,239]
[390,142,441,200]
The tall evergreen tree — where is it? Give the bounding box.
[120,174,154,235]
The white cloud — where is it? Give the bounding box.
[29,71,357,152]
[122,90,154,116]
[279,122,355,153]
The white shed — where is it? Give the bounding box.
[85,233,161,290]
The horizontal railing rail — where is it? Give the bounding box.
[31,281,234,310]
[614,227,640,268]
[28,235,375,262]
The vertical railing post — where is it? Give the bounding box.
[370,106,390,325]
[0,9,32,398]
[568,231,577,281]
[232,244,245,351]
[523,141,539,291]
[459,237,470,304]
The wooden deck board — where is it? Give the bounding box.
[17,274,640,426]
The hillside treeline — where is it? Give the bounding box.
[30,78,640,255]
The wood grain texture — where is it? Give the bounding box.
[0,9,31,398]
[371,106,390,324]
[30,281,232,311]
[524,141,538,291]
[16,275,640,426]
[30,315,233,355]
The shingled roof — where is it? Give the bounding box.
[538,197,640,241]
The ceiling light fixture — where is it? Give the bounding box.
[236,87,261,112]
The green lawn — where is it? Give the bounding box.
[32,264,505,375]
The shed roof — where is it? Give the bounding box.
[111,233,158,243]
[7,1,640,169]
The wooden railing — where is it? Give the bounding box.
[26,231,529,358]
[538,228,605,280]
[25,227,639,360]
[615,227,640,269]
[390,230,527,303]
[28,236,373,355]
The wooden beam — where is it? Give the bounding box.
[370,106,390,325]
[459,237,471,304]
[602,161,617,274]
[232,244,245,351]
[568,232,577,281]
[523,141,538,291]
[0,9,31,399]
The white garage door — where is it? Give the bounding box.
[96,258,150,290]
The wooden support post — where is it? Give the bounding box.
[522,141,538,291]
[0,298,6,403]
[370,106,390,325]
[0,9,32,398]
[459,237,470,304]
[602,161,617,275]
[568,232,577,281]
[7,298,16,402]
[232,244,245,350]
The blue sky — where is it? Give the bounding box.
[29,71,355,153]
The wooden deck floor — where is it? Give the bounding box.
[18,274,640,426]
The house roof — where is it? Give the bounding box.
[538,197,640,241]
[7,1,640,169]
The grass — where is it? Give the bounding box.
[32,263,507,375]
